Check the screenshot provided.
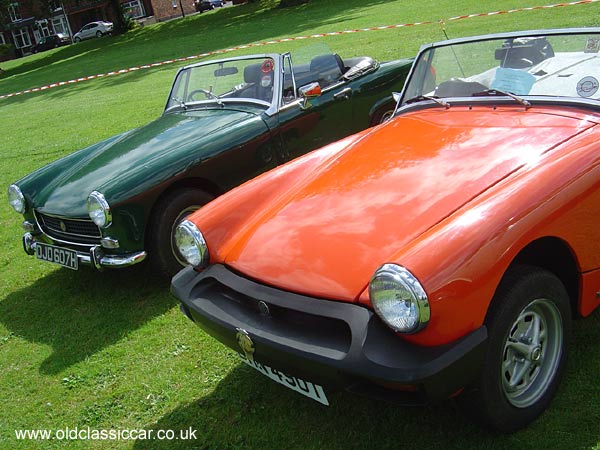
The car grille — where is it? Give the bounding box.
[190,275,353,358]
[34,210,101,245]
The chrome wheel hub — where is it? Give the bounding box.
[501,298,563,408]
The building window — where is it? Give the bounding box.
[121,0,145,18]
[12,27,31,48]
[36,19,51,37]
[52,16,69,36]
[49,0,62,11]
[8,3,21,22]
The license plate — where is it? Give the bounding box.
[239,354,329,406]
[35,243,78,270]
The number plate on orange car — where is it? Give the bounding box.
[239,354,329,406]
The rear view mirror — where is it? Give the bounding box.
[214,67,239,77]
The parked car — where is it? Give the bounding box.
[194,0,223,12]
[72,21,113,42]
[32,33,71,53]
[172,28,600,431]
[8,51,411,275]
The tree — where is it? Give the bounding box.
[0,0,13,32]
[107,0,128,34]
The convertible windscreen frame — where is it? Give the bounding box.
[399,27,600,108]
[164,53,283,114]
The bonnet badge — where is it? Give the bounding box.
[236,328,255,361]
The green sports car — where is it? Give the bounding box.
[7,51,412,275]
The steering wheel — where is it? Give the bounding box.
[187,89,218,101]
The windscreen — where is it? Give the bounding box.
[402,32,600,104]
[167,57,276,110]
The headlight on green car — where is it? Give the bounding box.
[369,263,430,334]
[8,184,26,214]
[87,191,112,228]
[175,220,209,269]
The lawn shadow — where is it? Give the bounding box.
[134,310,600,450]
[0,263,175,375]
[0,43,105,81]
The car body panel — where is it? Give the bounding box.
[359,122,600,345]
[31,108,269,216]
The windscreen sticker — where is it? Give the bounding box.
[584,38,600,53]
[261,59,274,73]
[491,68,536,95]
[577,76,599,97]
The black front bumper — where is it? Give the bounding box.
[172,264,488,404]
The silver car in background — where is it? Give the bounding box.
[73,21,113,42]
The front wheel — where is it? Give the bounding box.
[147,188,214,277]
[370,103,395,126]
[459,265,571,432]
[74,37,81,43]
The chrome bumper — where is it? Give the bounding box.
[23,232,147,270]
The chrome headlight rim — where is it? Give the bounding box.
[87,190,112,228]
[174,219,209,269]
[8,184,26,214]
[369,263,430,334]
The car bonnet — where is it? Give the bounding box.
[26,108,265,216]
[219,105,595,302]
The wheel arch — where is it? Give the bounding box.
[368,96,396,126]
[500,236,581,318]
[144,177,224,245]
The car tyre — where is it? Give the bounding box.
[370,103,395,126]
[74,37,81,43]
[459,265,571,432]
[148,188,214,277]
[96,31,103,38]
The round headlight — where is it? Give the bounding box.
[8,184,26,214]
[369,263,430,334]
[175,220,209,268]
[87,191,112,228]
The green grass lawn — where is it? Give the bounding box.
[1,0,600,448]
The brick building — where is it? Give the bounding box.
[0,0,196,58]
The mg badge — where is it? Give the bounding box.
[59,221,67,232]
[236,328,255,361]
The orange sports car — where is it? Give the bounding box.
[171,28,600,431]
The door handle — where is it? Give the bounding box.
[333,87,352,100]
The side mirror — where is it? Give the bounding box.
[298,82,322,109]
[299,82,322,98]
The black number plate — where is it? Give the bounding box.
[35,243,79,270]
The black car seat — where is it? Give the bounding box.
[243,62,274,102]
[309,54,346,88]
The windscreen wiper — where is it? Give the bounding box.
[405,95,451,109]
[472,89,531,109]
